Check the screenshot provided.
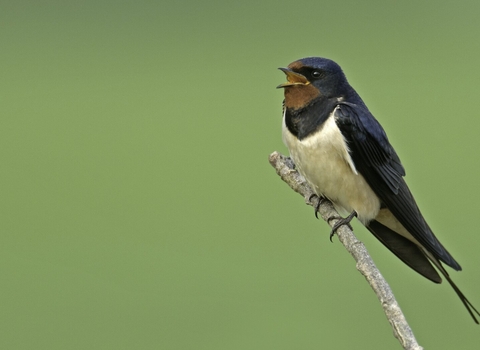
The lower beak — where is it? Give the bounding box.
[277,68,310,88]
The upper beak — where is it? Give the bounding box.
[276,68,310,88]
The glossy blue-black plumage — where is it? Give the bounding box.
[287,57,460,270]
[284,97,338,140]
[280,57,479,322]
[334,102,460,270]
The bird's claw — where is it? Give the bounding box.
[328,211,357,242]
[308,194,324,219]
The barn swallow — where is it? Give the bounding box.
[277,56,479,323]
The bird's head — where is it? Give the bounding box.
[277,57,349,109]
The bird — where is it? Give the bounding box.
[277,56,479,323]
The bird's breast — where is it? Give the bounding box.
[282,110,381,223]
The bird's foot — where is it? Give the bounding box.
[308,194,325,219]
[328,211,357,242]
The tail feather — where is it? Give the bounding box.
[424,249,480,324]
[366,220,441,283]
[367,219,480,323]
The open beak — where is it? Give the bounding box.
[276,68,310,88]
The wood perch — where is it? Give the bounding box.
[269,151,423,350]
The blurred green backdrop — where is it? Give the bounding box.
[2,1,480,349]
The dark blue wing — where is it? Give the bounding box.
[334,102,461,270]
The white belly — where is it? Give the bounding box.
[282,111,380,223]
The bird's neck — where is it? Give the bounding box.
[284,96,339,140]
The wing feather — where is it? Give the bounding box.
[334,103,461,270]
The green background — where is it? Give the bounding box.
[2,1,480,349]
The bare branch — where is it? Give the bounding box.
[269,151,423,350]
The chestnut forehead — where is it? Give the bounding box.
[287,60,304,70]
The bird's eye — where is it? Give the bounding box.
[311,70,322,78]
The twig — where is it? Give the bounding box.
[269,151,423,350]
